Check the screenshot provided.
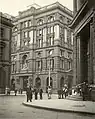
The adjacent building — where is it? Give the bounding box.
[11,2,73,92]
[70,0,95,86]
[0,12,13,93]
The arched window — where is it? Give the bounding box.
[22,55,28,69]
[48,16,54,22]
[37,19,43,25]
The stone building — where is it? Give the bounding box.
[70,0,95,86]
[0,12,13,93]
[11,2,73,92]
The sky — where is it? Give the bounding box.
[0,0,73,16]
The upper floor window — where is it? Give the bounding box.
[24,21,28,28]
[28,20,32,27]
[24,31,28,38]
[22,55,28,70]
[0,28,4,37]
[71,32,73,45]
[64,29,67,43]
[37,19,43,25]
[48,16,54,22]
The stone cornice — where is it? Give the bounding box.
[69,0,88,29]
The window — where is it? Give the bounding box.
[60,60,64,69]
[68,61,71,70]
[50,59,54,70]
[0,28,4,37]
[37,60,42,71]
[64,29,67,43]
[0,47,4,60]
[50,26,53,33]
[37,19,43,25]
[38,39,41,48]
[48,50,53,56]
[29,20,32,27]
[48,16,54,22]
[71,32,73,45]
[24,32,28,38]
[24,21,28,28]
[22,55,28,69]
[39,29,42,36]
[50,37,53,46]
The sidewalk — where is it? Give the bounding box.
[0,91,26,96]
[22,93,95,115]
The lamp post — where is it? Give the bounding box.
[48,51,52,87]
[14,57,16,90]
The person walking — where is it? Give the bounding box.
[39,88,43,100]
[26,86,32,102]
[14,88,17,96]
[34,87,38,100]
[61,87,65,99]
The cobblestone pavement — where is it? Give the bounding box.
[0,96,95,119]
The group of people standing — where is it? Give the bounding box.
[26,86,43,102]
[57,87,68,99]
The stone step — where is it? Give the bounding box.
[66,95,83,101]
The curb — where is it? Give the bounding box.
[0,94,26,97]
[22,102,95,115]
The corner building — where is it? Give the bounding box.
[11,2,73,92]
[0,12,13,93]
[70,0,95,86]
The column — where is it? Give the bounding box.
[73,34,77,86]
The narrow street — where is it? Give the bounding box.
[0,96,95,119]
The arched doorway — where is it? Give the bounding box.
[35,77,41,88]
[60,77,64,88]
[11,78,15,90]
[0,67,6,93]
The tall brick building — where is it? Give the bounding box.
[70,0,95,86]
[0,12,13,93]
[11,2,73,92]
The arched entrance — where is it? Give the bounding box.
[0,67,6,93]
[60,77,64,88]
[11,78,15,90]
[35,77,41,88]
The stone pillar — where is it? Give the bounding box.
[73,34,77,86]
[76,35,81,84]
[92,13,95,84]
[88,22,93,84]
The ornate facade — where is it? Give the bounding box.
[11,2,73,92]
[70,0,95,86]
[0,12,13,93]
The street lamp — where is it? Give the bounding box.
[14,57,16,90]
[48,50,52,87]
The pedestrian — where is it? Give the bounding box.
[61,87,65,99]
[26,86,32,102]
[14,88,17,96]
[34,87,38,100]
[47,86,52,99]
[64,88,68,98]
[39,88,43,99]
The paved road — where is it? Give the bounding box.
[0,96,95,119]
